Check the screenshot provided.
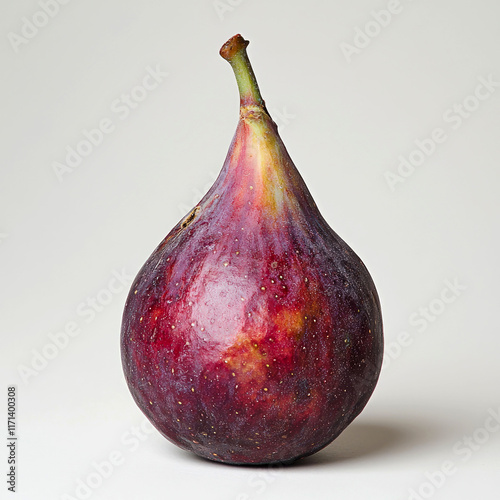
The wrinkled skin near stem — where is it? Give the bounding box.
[121,34,383,465]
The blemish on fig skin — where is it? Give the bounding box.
[181,206,200,229]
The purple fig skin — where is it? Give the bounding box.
[121,35,383,465]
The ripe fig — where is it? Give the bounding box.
[121,34,383,465]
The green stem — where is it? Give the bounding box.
[220,34,265,109]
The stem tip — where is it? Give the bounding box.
[220,34,249,62]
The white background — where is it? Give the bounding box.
[2,1,500,499]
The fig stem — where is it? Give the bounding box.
[220,34,265,109]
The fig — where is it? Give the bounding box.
[121,34,383,465]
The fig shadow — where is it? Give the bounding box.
[295,419,443,467]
